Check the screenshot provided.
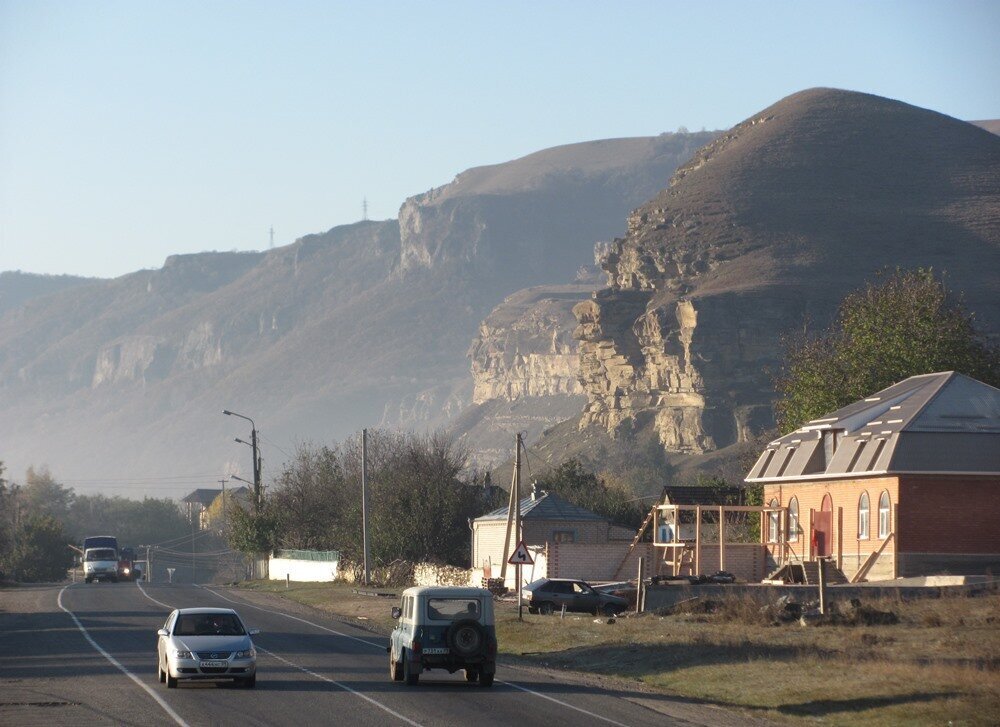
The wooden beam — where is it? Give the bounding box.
[718,506,726,573]
[695,505,702,576]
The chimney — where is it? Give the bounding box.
[531,481,540,501]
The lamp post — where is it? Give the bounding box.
[223,410,261,513]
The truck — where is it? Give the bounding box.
[83,535,119,583]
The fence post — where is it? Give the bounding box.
[636,556,645,614]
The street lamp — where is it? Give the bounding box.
[223,410,261,512]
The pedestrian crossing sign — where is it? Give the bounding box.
[507,540,534,565]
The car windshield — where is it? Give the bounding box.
[174,613,245,636]
[426,598,480,620]
[86,549,116,561]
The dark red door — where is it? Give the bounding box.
[812,495,833,557]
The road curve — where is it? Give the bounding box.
[0,581,741,726]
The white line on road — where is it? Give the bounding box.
[57,585,190,727]
[137,581,423,727]
[200,585,633,726]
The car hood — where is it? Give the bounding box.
[172,635,252,652]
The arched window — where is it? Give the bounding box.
[858,492,870,540]
[788,497,799,542]
[878,491,891,538]
[768,498,780,543]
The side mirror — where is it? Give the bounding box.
[157,629,169,637]
[248,629,261,636]
[391,607,402,619]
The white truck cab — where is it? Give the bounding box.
[84,547,119,583]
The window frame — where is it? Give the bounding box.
[878,491,891,539]
[787,497,799,542]
[767,498,780,543]
[858,491,870,540]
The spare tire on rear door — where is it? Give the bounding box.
[446,619,485,657]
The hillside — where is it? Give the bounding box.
[548,88,999,482]
[0,132,716,492]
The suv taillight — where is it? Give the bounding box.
[411,640,421,654]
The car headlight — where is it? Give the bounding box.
[174,649,192,659]
[235,649,255,658]
[123,568,130,574]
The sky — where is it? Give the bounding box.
[1,1,998,279]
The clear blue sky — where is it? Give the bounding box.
[2,0,998,278]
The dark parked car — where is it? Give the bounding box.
[521,578,628,616]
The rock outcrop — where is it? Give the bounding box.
[571,89,1000,455]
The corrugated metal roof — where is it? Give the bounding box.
[746,372,1000,482]
[475,490,608,522]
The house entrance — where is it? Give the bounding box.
[812,495,833,558]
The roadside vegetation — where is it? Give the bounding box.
[0,461,190,582]
[238,579,1000,726]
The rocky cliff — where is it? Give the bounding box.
[0,132,715,490]
[569,89,1000,457]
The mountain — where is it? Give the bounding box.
[0,132,717,492]
[0,271,98,316]
[536,88,1000,483]
[971,120,1000,135]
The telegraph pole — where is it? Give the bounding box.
[219,477,229,532]
[361,428,371,585]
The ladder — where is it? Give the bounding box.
[613,505,657,579]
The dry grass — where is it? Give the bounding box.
[236,580,1000,726]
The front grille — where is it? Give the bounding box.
[196,652,232,659]
[199,667,229,674]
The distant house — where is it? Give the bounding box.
[181,486,251,530]
[745,372,1000,580]
[472,485,635,584]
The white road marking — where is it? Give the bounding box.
[136,581,423,727]
[199,585,634,726]
[57,585,190,727]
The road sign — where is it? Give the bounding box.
[507,540,534,565]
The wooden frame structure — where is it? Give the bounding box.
[652,502,788,577]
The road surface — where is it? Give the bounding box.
[0,581,752,726]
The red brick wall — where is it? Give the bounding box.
[899,475,1000,553]
[764,476,900,580]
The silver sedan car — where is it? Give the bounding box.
[157,607,259,688]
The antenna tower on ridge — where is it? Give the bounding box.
[269,226,275,249]
[362,197,368,221]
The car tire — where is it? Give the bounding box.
[464,669,479,682]
[602,603,619,617]
[85,577,93,584]
[538,602,554,615]
[402,651,419,686]
[244,673,256,689]
[479,672,495,687]
[389,652,403,681]
[446,620,485,658]
[166,673,178,689]
[527,606,538,615]
[158,661,166,683]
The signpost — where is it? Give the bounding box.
[508,539,534,620]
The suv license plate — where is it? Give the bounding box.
[422,648,448,655]
[200,660,227,668]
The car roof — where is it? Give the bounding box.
[174,607,240,616]
[400,586,492,598]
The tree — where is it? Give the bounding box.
[774,268,1000,433]
[534,459,646,530]
[227,503,280,555]
[21,466,74,522]
[9,514,73,582]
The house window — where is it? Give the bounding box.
[878,491,891,538]
[788,497,799,542]
[552,530,575,543]
[858,492,870,540]
[768,498,780,543]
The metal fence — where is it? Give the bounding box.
[274,549,339,562]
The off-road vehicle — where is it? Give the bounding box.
[388,586,497,687]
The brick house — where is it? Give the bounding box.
[472,486,635,583]
[745,372,1000,580]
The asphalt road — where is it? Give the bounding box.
[0,581,743,727]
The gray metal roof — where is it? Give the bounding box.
[746,372,1000,482]
[475,490,608,522]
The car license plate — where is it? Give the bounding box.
[200,660,227,668]
[422,647,448,655]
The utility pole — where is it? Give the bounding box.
[362,197,368,221]
[362,428,370,586]
[224,410,262,514]
[514,433,522,619]
[147,545,152,583]
[219,477,229,533]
